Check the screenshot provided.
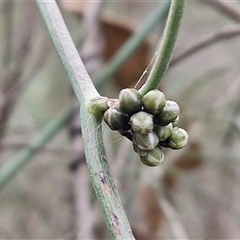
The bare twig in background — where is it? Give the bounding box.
[74,161,96,238]
[80,0,104,76]
[114,138,132,178]
[0,2,34,137]
[0,3,51,138]
[69,108,96,238]
[36,0,135,236]
[0,139,77,155]
[159,198,190,240]
[171,25,240,66]
[0,37,51,136]
[204,0,240,22]
[2,1,14,66]
[69,1,107,239]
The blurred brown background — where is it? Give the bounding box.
[1,1,240,239]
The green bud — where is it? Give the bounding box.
[88,97,109,117]
[154,100,180,126]
[140,147,164,167]
[133,132,159,151]
[142,89,166,114]
[130,111,153,134]
[167,127,188,149]
[103,107,128,131]
[154,123,173,141]
[119,88,142,114]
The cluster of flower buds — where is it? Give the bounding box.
[100,88,188,167]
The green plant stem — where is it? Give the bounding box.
[0,107,73,189]
[95,1,170,89]
[36,2,99,103]
[35,1,135,239]
[0,0,169,189]
[139,0,186,95]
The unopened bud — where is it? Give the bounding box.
[167,127,188,149]
[142,89,166,114]
[154,123,173,141]
[154,100,180,126]
[119,88,142,114]
[130,111,153,134]
[103,107,128,131]
[133,132,159,151]
[140,147,164,167]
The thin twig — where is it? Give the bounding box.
[35,1,135,239]
[0,2,44,137]
[74,165,96,239]
[71,2,104,234]
[171,167,240,225]
[80,0,104,75]
[171,24,240,66]
[0,107,73,189]
[0,37,51,137]
[139,0,186,95]
[159,198,190,240]
[2,1,13,66]
[0,140,77,155]
[204,0,240,22]
[95,1,170,89]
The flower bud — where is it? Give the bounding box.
[140,147,164,167]
[167,127,188,149]
[119,88,142,114]
[103,107,128,131]
[88,97,109,117]
[130,111,153,134]
[142,89,166,114]
[154,123,173,141]
[154,100,180,126]
[133,132,159,151]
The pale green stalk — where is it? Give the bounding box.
[35,1,134,239]
[95,0,170,88]
[0,0,170,189]
[0,1,186,238]
[139,0,186,95]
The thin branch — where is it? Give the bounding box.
[139,0,186,95]
[159,198,190,240]
[0,37,51,137]
[95,1,170,89]
[0,2,46,137]
[35,1,135,239]
[36,1,99,102]
[204,0,240,22]
[171,24,240,66]
[74,165,96,239]
[171,167,240,225]
[2,0,13,66]
[80,0,104,75]
[0,107,73,189]
[0,140,77,155]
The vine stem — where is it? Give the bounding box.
[35,1,135,239]
[139,0,186,95]
[95,0,170,88]
[0,0,171,191]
